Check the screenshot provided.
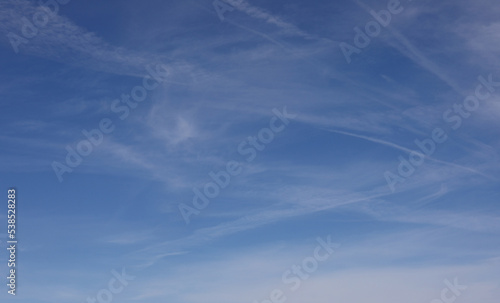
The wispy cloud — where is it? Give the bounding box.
[224,0,312,39]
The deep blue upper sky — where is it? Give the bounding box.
[0,0,499,302]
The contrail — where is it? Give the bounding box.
[323,128,495,180]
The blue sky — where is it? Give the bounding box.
[0,0,500,302]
